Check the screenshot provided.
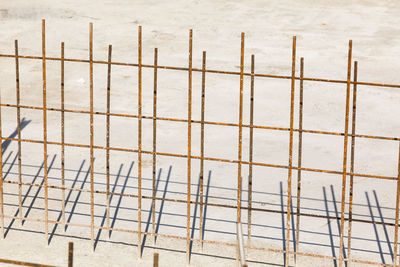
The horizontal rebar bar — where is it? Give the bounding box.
[0,53,398,89]
[1,103,398,142]
[0,257,55,267]
[0,135,395,181]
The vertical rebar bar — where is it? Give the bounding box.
[237,222,246,266]
[237,32,245,264]
[61,42,66,231]
[339,40,353,267]
[285,36,296,267]
[106,44,112,238]
[41,19,49,244]
[237,32,245,224]
[153,252,159,267]
[347,61,358,265]
[394,142,400,267]
[0,90,3,238]
[186,28,193,266]
[152,47,158,245]
[199,50,206,249]
[14,40,23,224]
[68,242,73,267]
[137,25,143,259]
[89,22,95,251]
[248,54,254,246]
[295,57,304,257]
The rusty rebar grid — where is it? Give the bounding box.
[0,20,398,267]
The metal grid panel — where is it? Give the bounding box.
[0,19,398,267]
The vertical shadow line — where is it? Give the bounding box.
[366,191,385,264]
[323,186,337,267]
[109,161,134,237]
[155,166,172,243]
[49,160,86,242]
[94,164,123,250]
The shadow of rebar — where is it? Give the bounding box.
[154,166,172,243]
[109,161,134,238]
[373,190,393,261]
[65,162,92,232]
[201,170,212,242]
[4,152,18,181]
[1,151,14,179]
[280,181,286,266]
[23,155,57,226]
[2,118,31,153]
[48,160,86,244]
[290,191,296,255]
[0,153,396,266]
[189,173,202,259]
[94,164,124,250]
[323,186,337,267]
[5,155,56,237]
[141,168,163,254]
[330,185,346,266]
[366,191,385,264]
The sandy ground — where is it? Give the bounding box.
[0,0,399,266]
